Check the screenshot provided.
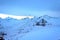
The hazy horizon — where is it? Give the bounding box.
[0,13,60,20]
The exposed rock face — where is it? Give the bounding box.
[35,18,47,26]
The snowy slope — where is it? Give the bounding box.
[20,26,60,40]
[0,15,60,40]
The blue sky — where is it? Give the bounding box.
[0,0,60,16]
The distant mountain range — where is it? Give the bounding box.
[0,15,60,28]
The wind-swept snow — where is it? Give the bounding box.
[0,15,60,40]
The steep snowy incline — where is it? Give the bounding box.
[0,15,60,40]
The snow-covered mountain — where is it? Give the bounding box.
[0,15,60,40]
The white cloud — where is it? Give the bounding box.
[0,13,34,19]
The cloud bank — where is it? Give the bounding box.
[0,13,34,19]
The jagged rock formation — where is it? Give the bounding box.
[35,18,47,26]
